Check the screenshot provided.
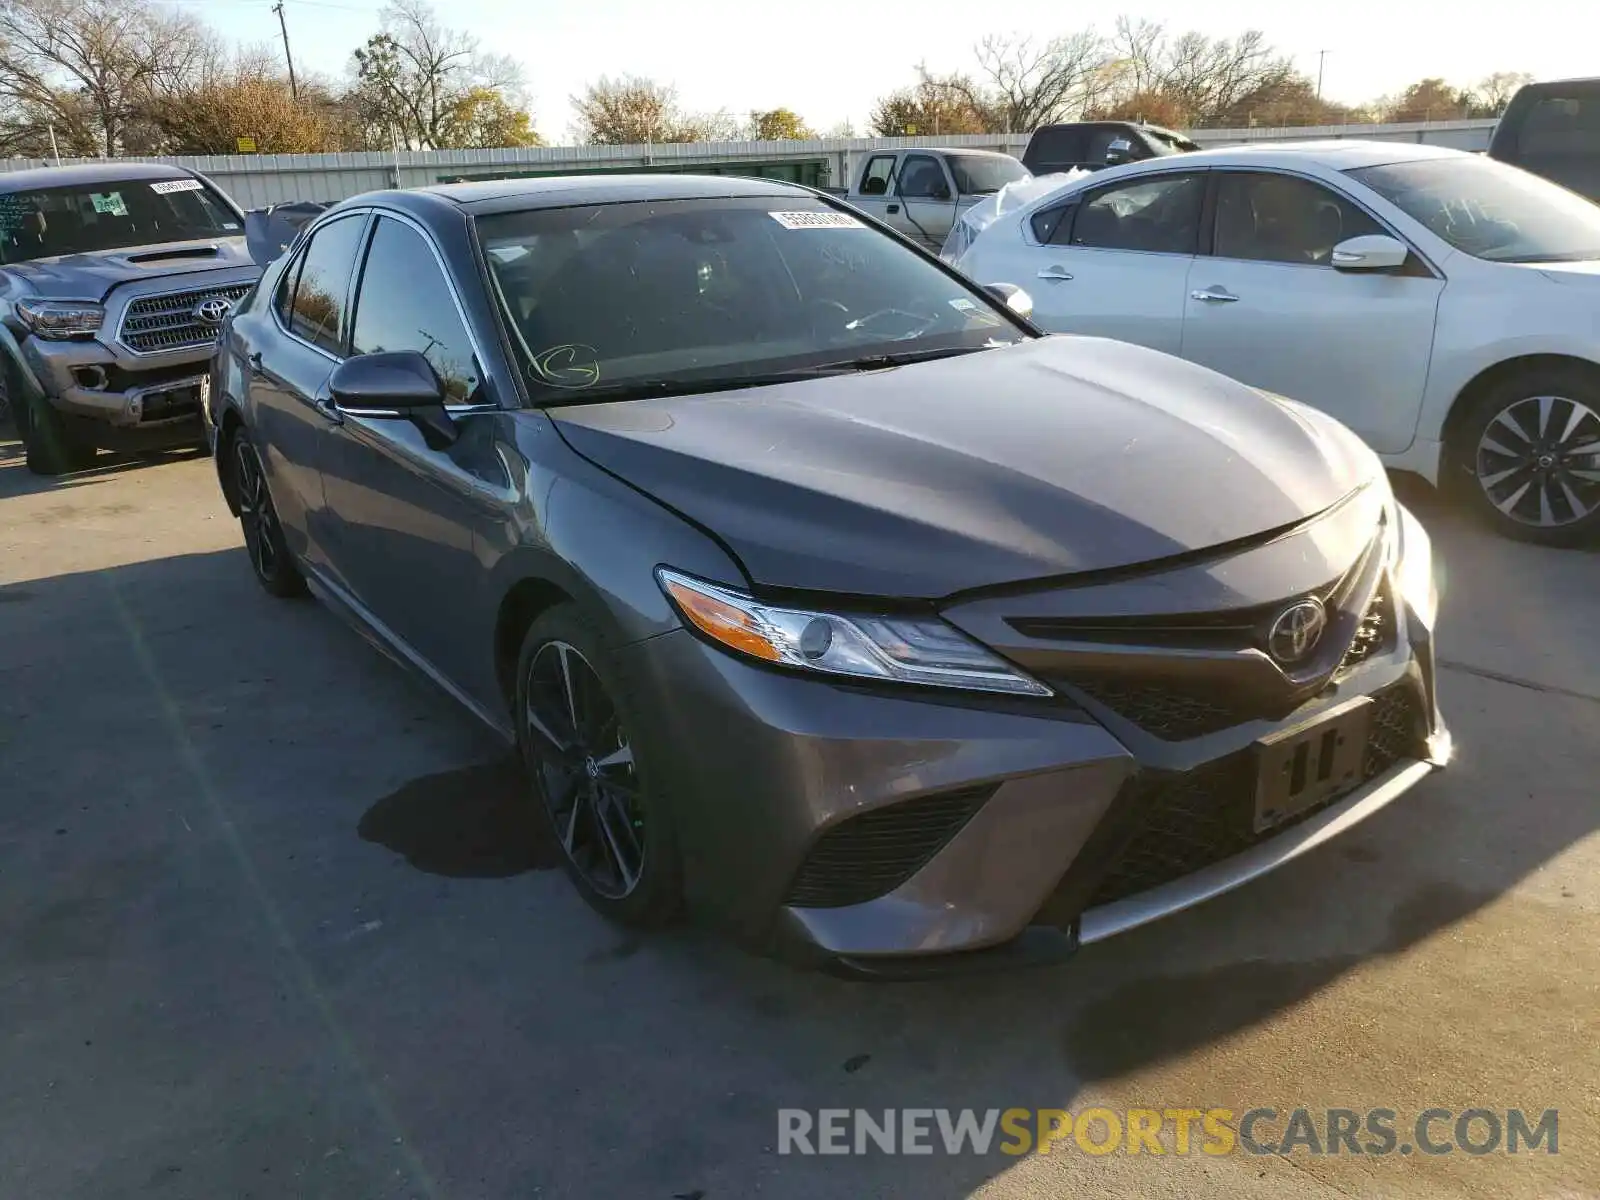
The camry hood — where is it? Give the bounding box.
[4,237,255,301]
[551,337,1381,599]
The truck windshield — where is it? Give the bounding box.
[478,197,1026,402]
[0,177,240,264]
[1347,156,1600,263]
[1147,128,1200,154]
[946,154,1031,195]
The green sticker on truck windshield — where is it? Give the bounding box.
[90,192,128,217]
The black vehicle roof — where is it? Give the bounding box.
[1029,120,1179,134]
[1513,76,1600,90]
[0,162,198,193]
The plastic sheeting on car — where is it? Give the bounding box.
[939,170,1088,266]
[244,201,329,267]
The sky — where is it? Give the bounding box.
[163,0,1597,141]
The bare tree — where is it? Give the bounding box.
[1109,17,1165,97]
[1100,18,1296,127]
[349,0,529,150]
[1472,71,1535,116]
[0,0,212,156]
[949,31,1110,132]
[869,70,989,137]
[571,74,735,144]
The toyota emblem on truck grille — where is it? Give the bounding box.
[1267,598,1327,665]
[193,297,233,326]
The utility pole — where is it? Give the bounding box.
[1316,49,1329,101]
[272,1,299,101]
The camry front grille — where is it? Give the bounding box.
[118,283,253,355]
[784,786,994,909]
[1337,581,1394,675]
[1081,685,1425,908]
[1069,677,1246,740]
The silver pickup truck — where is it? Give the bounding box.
[842,147,1031,252]
[0,163,269,475]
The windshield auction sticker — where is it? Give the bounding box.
[149,179,204,195]
[91,192,129,217]
[769,211,864,230]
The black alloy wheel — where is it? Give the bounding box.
[232,436,306,597]
[514,606,679,924]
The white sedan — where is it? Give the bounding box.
[954,141,1600,544]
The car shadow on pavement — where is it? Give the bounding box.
[4,538,1598,1199]
[356,755,561,877]
[0,433,209,500]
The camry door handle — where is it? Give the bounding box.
[1036,267,1074,282]
[886,204,900,214]
[1190,287,1240,302]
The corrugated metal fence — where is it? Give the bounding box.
[0,120,1497,208]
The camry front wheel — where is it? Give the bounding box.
[514,605,680,926]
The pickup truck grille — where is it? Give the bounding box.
[117,283,253,355]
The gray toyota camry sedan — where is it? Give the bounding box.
[208,174,1449,975]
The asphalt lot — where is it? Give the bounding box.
[1,432,1597,1200]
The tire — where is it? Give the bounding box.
[514,604,682,927]
[1451,366,1600,546]
[230,434,307,598]
[18,389,97,476]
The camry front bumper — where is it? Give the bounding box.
[618,597,1447,974]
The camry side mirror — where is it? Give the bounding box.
[329,350,457,444]
[982,282,1034,319]
[1330,233,1409,272]
[932,183,952,200]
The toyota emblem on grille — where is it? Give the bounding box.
[193,297,233,326]
[1267,598,1327,665]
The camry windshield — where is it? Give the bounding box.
[947,154,1030,194]
[0,178,239,264]
[1347,156,1600,263]
[476,197,1024,402]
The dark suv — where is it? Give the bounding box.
[1021,121,1199,176]
[0,163,262,475]
[1488,77,1600,202]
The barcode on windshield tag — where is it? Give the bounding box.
[769,211,864,230]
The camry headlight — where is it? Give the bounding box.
[657,568,1052,697]
[15,299,105,339]
[1389,503,1438,628]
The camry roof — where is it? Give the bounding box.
[415,172,812,214]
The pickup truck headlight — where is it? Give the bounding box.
[1389,503,1438,628]
[657,568,1052,697]
[15,299,105,339]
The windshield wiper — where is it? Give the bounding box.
[823,344,1003,371]
[535,345,1006,406]
[536,366,863,406]
[1496,251,1600,264]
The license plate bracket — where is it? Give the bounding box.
[1253,696,1372,833]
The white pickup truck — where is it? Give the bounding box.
[841,147,1031,252]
